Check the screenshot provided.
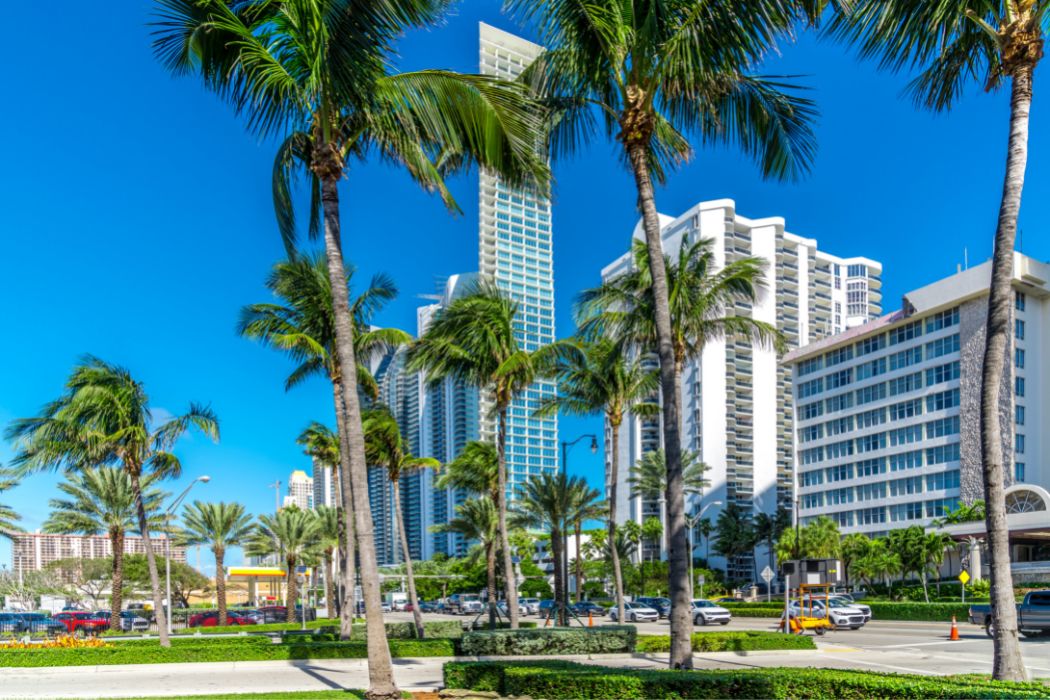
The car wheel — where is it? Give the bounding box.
[1021,629,1042,638]
[986,620,995,639]
[720,620,729,626]
[630,612,637,623]
[815,627,826,636]
[850,626,861,631]
[696,614,708,626]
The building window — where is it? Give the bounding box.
[925,497,960,518]
[825,416,854,436]
[857,433,887,453]
[926,443,961,465]
[926,416,960,439]
[890,424,924,447]
[926,389,960,413]
[855,334,886,357]
[925,334,960,360]
[925,361,960,386]
[889,347,923,371]
[1016,434,1025,454]
[825,346,854,368]
[1016,291,1026,311]
[1016,348,1025,369]
[890,476,923,497]
[801,401,824,420]
[925,307,960,333]
[1016,463,1026,482]
[826,369,852,390]
[889,399,923,422]
[889,450,924,472]
[847,264,868,278]
[1016,405,1025,426]
[826,393,854,413]
[1015,377,1025,397]
[856,383,887,405]
[889,372,923,396]
[801,470,824,487]
[890,501,924,522]
[857,407,887,428]
[889,321,923,345]
[798,377,824,399]
[856,458,886,478]
[798,356,823,376]
[1016,319,1025,340]
[856,357,887,381]
[926,470,960,492]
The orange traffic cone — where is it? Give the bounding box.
[588,610,594,627]
[949,615,960,641]
[544,611,551,628]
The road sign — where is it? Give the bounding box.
[760,566,775,584]
[697,574,706,585]
[958,570,970,585]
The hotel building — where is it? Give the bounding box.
[12,532,186,576]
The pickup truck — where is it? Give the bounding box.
[969,590,1050,638]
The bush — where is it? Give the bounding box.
[635,631,815,653]
[444,661,1050,699]
[718,601,973,622]
[0,636,456,667]
[460,626,636,656]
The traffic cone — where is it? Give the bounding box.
[949,615,960,641]
[544,611,551,628]
[588,610,594,627]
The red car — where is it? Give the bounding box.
[52,611,109,636]
[188,611,257,628]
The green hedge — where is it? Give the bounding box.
[635,631,815,653]
[0,637,456,667]
[105,619,465,640]
[720,602,972,622]
[443,661,1050,699]
[460,626,636,656]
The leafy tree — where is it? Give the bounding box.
[627,448,709,554]
[840,533,872,591]
[6,357,218,647]
[852,538,900,593]
[567,479,605,602]
[46,558,114,609]
[776,516,842,562]
[311,505,342,619]
[640,516,665,597]
[432,498,499,620]
[923,532,957,603]
[158,3,548,692]
[178,501,254,626]
[888,526,930,600]
[934,500,987,526]
[410,283,540,628]
[0,569,66,611]
[512,473,599,625]
[577,234,785,664]
[362,407,439,638]
[241,254,407,639]
[44,468,166,630]
[713,503,755,580]
[246,506,320,622]
[535,337,657,621]
[696,517,714,564]
[827,0,1049,681]
[122,554,212,609]
[752,509,792,573]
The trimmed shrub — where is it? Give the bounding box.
[460,626,636,656]
[467,620,538,631]
[719,601,973,622]
[444,661,1050,699]
[635,631,815,653]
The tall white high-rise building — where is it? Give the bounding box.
[283,469,313,510]
[312,456,337,509]
[478,23,559,496]
[784,253,1049,537]
[603,199,882,578]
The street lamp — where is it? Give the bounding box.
[686,500,722,599]
[559,434,598,622]
[165,475,210,635]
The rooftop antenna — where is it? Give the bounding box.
[964,247,969,271]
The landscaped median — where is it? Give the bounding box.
[722,601,973,621]
[460,626,637,656]
[636,630,816,653]
[103,619,466,639]
[443,660,1050,699]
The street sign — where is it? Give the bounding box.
[697,574,706,585]
[958,570,970,585]
[760,566,775,584]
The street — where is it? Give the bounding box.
[3,613,1048,698]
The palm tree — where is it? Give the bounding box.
[6,357,218,647]
[827,1,1047,681]
[840,533,872,592]
[515,0,818,661]
[923,532,957,603]
[409,284,539,628]
[432,498,499,619]
[640,516,664,597]
[0,473,22,537]
[178,501,254,626]
[247,506,320,623]
[696,517,714,564]
[513,473,599,625]
[934,500,987,526]
[311,505,342,620]
[158,5,548,694]
[240,254,407,640]
[298,423,349,617]
[43,468,166,630]
[362,408,439,639]
[534,337,657,621]
[752,509,791,574]
[567,480,605,602]
[713,503,755,579]
[627,448,709,553]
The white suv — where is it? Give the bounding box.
[691,599,731,626]
[609,602,659,623]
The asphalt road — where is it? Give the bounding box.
[5,612,1049,698]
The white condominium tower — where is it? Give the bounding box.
[283,469,313,510]
[478,23,559,495]
[603,199,882,578]
[784,253,1049,536]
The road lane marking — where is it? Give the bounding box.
[837,657,940,676]
[870,639,988,649]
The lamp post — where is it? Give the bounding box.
[165,475,210,635]
[559,434,597,622]
[686,500,722,599]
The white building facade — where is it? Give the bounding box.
[784,253,1049,535]
[604,199,882,578]
[283,469,313,510]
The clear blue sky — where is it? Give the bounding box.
[1,2,1047,573]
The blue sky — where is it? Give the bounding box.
[1,2,1047,573]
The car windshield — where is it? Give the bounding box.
[692,600,716,608]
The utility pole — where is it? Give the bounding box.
[268,480,282,514]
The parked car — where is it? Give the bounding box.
[635,597,671,619]
[53,611,109,636]
[0,612,23,634]
[496,600,527,616]
[691,599,732,626]
[254,605,317,623]
[829,596,871,622]
[380,602,392,613]
[188,610,257,628]
[16,613,67,636]
[418,601,439,613]
[571,601,607,617]
[520,598,541,616]
[109,610,151,632]
[970,590,1050,638]
[445,593,483,615]
[790,599,866,630]
[609,601,659,623]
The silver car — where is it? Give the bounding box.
[691,599,731,626]
[609,602,659,623]
[520,598,541,615]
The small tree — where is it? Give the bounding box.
[247,506,320,622]
[178,501,254,626]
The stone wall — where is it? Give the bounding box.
[959,297,1014,503]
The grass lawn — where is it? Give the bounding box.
[119,692,416,700]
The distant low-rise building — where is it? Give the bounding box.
[11,531,186,576]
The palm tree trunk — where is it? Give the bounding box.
[486,541,497,630]
[551,526,565,626]
[392,478,425,639]
[215,547,227,627]
[981,64,1032,683]
[109,529,124,633]
[129,469,169,647]
[574,522,583,602]
[324,552,336,622]
[495,405,519,629]
[625,139,690,669]
[608,421,627,625]
[285,558,297,623]
[332,384,359,638]
[319,173,398,699]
